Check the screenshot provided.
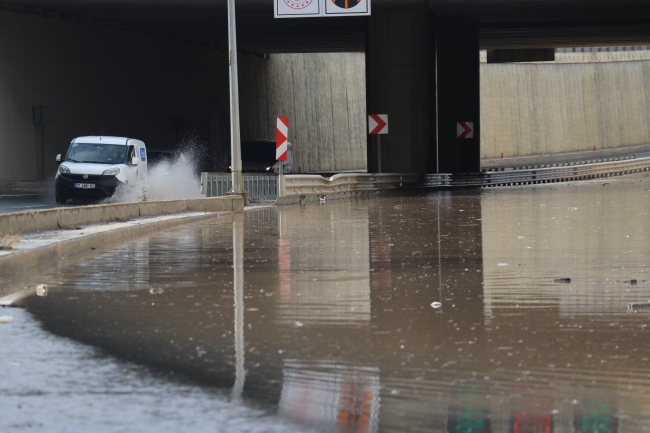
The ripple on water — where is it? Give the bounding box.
[4,176,650,431]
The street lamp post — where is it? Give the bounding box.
[227,0,243,194]
[231,213,245,401]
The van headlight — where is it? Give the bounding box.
[102,167,120,176]
[59,165,70,174]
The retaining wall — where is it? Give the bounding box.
[238,53,367,173]
[481,60,650,159]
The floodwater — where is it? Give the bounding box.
[2,175,650,432]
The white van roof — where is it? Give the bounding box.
[71,136,145,146]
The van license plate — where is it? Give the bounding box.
[74,183,95,189]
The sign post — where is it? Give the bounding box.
[277,117,289,198]
[368,114,388,173]
[227,0,243,195]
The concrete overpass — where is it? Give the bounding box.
[1,0,650,180]
[4,0,650,52]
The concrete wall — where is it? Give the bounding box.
[0,9,232,182]
[366,12,435,174]
[239,53,367,173]
[481,60,650,159]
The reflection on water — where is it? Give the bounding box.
[275,204,371,326]
[279,360,380,432]
[9,175,650,432]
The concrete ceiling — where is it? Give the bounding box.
[3,0,650,52]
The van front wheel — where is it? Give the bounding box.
[55,193,66,204]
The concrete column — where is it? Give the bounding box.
[366,12,436,174]
[436,21,481,173]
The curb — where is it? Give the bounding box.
[0,211,234,278]
[0,196,243,236]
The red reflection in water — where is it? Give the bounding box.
[278,238,291,306]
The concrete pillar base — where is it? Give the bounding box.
[227,191,250,206]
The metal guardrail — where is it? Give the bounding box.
[201,155,650,203]
[425,155,650,188]
[201,173,278,201]
[282,173,428,195]
[201,172,434,202]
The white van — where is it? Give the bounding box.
[55,136,147,203]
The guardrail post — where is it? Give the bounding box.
[278,161,284,198]
[200,172,207,195]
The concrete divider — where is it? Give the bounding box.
[186,197,244,213]
[0,196,242,236]
[0,212,235,279]
[274,173,424,205]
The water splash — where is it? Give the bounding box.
[107,145,204,203]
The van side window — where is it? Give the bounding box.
[127,145,135,165]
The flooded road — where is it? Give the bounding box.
[3,175,650,432]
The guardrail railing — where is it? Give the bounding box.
[201,154,650,203]
[201,173,278,201]
[201,172,442,202]
[427,154,650,188]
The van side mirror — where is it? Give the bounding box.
[55,154,61,163]
[132,156,139,166]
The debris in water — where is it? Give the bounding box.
[36,284,48,297]
[625,279,638,285]
[0,316,14,323]
[58,225,83,230]
[554,278,571,283]
[497,263,509,267]
[430,302,442,309]
[294,321,304,327]
[628,301,650,311]
[149,288,165,295]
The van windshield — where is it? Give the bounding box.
[66,143,127,164]
[241,142,275,162]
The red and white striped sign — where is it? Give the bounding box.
[457,121,474,139]
[276,116,289,161]
[368,114,388,135]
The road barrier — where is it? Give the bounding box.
[201,172,447,204]
[428,154,650,188]
[201,154,650,204]
[0,196,243,236]
[201,173,279,201]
